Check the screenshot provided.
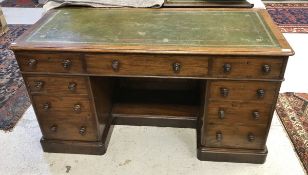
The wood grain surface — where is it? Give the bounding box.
[204,124,267,149]
[85,54,209,77]
[25,75,89,95]
[208,80,280,102]
[211,56,285,79]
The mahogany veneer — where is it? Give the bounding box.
[11,8,293,164]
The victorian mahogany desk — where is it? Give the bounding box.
[11,8,293,164]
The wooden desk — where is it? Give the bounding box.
[11,8,293,164]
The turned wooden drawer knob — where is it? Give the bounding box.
[79,126,86,135]
[218,109,225,119]
[216,131,223,141]
[172,62,181,73]
[220,88,229,97]
[257,89,265,98]
[43,102,51,111]
[252,111,260,120]
[73,104,81,113]
[50,125,57,132]
[262,64,271,74]
[248,133,255,142]
[62,59,72,69]
[34,80,44,90]
[28,59,37,68]
[68,82,77,92]
[223,63,232,73]
[111,60,120,71]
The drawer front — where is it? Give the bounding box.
[207,100,273,125]
[40,116,98,141]
[85,54,209,77]
[25,76,89,95]
[16,53,83,73]
[209,81,280,102]
[32,96,92,115]
[32,96,98,141]
[211,57,284,79]
[204,124,267,149]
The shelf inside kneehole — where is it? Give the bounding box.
[110,78,205,128]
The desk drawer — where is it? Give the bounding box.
[16,53,83,73]
[32,96,92,116]
[211,57,284,79]
[208,80,280,102]
[204,124,267,149]
[25,76,89,95]
[40,115,98,141]
[32,95,98,141]
[85,54,209,77]
[207,100,273,125]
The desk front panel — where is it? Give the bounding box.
[85,54,209,77]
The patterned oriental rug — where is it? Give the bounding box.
[265,3,308,33]
[276,92,308,173]
[0,0,42,8]
[0,25,31,131]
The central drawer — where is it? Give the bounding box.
[85,54,209,77]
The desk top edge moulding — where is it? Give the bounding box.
[11,8,293,56]
[11,8,294,164]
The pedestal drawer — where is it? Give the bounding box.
[25,76,89,95]
[207,100,273,125]
[40,116,98,141]
[32,96,92,116]
[16,53,83,73]
[204,124,267,149]
[32,95,98,141]
[211,57,284,79]
[85,54,209,77]
[209,80,280,102]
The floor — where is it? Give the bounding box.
[0,1,307,174]
[0,108,305,175]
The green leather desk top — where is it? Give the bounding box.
[12,8,293,55]
[26,9,278,47]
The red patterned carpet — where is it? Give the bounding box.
[0,25,31,131]
[276,92,308,173]
[266,3,308,33]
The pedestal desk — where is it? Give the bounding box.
[11,8,293,164]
